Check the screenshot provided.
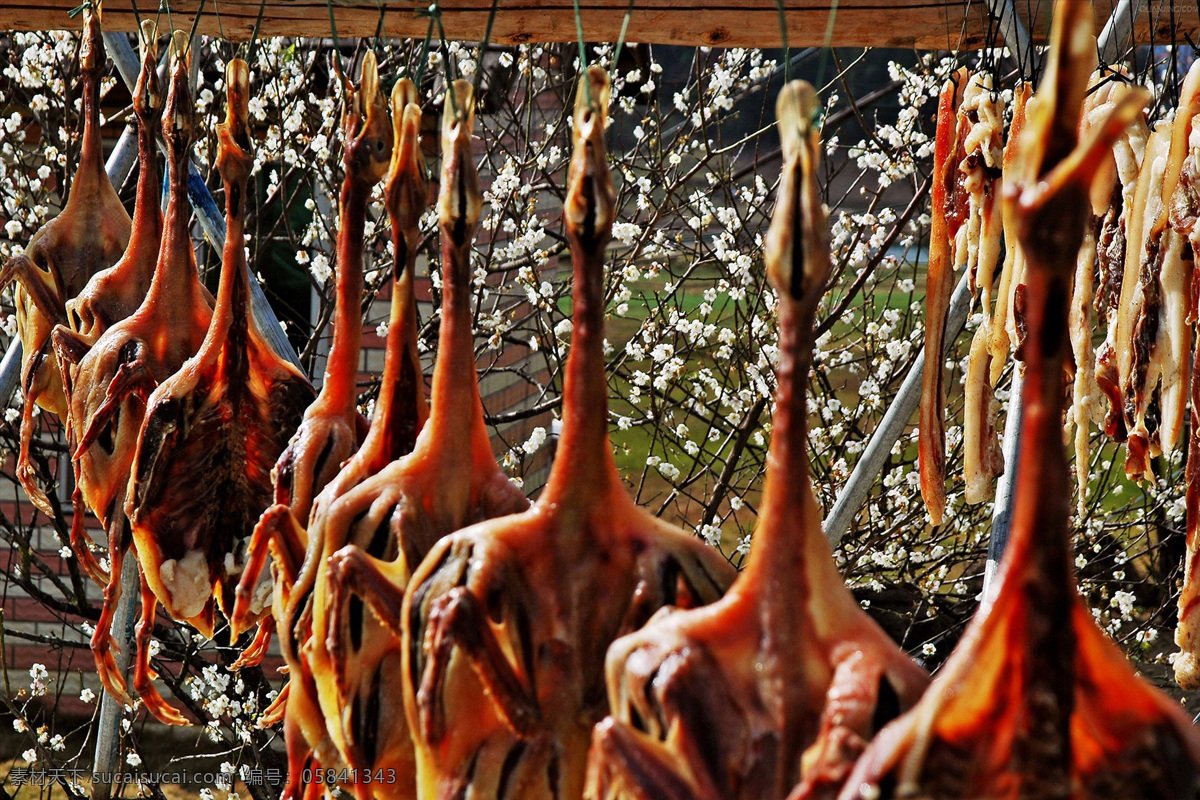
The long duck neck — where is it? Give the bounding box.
[317,51,392,422]
[738,80,838,630]
[68,12,109,208]
[357,209,426,469]
[358,90,429,470]
[144,45,206,315]
[203,60,255,383]
[739,298,823,608]
[421,80,491,464]
[539,226,616,510]
[428,152,488,458]
[539,67,619,516]
[128,108,163,249]
[318,176,369,414]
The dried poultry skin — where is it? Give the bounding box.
[52,23,163,524]
[2,7,131,513]
[291,81,530,799]
[918,69,966,527]
[1162,60,1200,689]
[840,4,1200,798]
[269,53,391,526]
[66,21,163,345]
[959,74,1006,506]
[61,34,214,713]
[122,59,315,708]
[231,55,395,797]
[400,67,736,800]
[987,82,1031,382]
[584,81,929,800]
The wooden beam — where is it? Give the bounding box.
[1,0,1194,49]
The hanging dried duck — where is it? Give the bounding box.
[1,5,131,513]
[296,79,529,799]
[584,79,929,800]
[58,32,214,717]
[1068,72,1151,513]
[229,75,431,793]
[119,58,315,726]
[229,52,394,797]
[399,67,735,800]
[957,73,1006,506]
[269,53,390,527]
[839,3,1200,796]
[52,22,164,539]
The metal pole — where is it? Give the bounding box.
[986,0,1039,78]
[91,557,138,800]
[1098,0,1146,66]
[823,271,973,545]
[982,369,1023,600]
[103,31,303,370]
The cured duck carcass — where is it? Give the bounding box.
[228,52,393,799]
[1,5,131,513]
[294,79,529,799]
[120,57,315,725]
[229,75,432,795]
[52,20,163,564]
[268,53,389,527]
[584,80,929,800]
[56,32,214,715]
[399,67,736,800]
[839,2,1200,797]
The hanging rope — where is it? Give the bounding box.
[571,0,591,106]
[472,0,501,105]
[611,0,636,70]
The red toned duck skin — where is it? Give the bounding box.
[119,58,314,725]
[58,33,214,717]
[399,67,735,800]
[583,80,929,800]
[3,6,132,513]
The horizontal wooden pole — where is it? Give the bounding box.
[0,0,1192,50]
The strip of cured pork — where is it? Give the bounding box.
[917,68,965,526]
[1067,71,1149,514]
[959,73,1006,505]
[1159,60,1200,689]
[584,79,929,800]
